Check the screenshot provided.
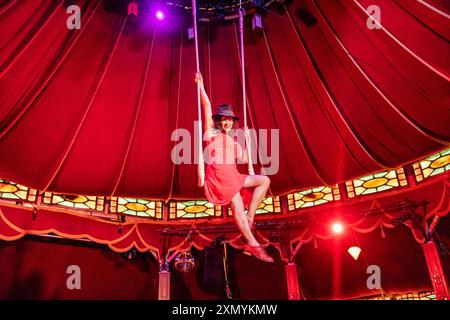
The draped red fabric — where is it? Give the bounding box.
[0,0,449,200]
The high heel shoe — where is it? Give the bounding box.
[243,244,274,263]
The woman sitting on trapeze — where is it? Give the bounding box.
[195,72,274,263]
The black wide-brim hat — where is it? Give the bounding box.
[212,104,240,121]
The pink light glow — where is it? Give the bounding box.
[156,10,165,20]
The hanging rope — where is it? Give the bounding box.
[238,5,255,175]
[192,0,205,187]
[193,1,254,182]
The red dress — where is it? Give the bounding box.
[204,131,252,207]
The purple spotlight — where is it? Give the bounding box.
[156,10,165,21]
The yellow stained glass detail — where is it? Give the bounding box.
[0,183,18,193]
[185,205,207,213]
[125,203,148,212]
[362,178,388,188]
[430,155,450,169]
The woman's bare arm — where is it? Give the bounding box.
[195,73,213,132]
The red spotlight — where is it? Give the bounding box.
[332,222,344,234]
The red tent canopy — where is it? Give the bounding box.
[0,0,449,200]
[1,0,450,301]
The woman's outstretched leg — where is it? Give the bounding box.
[243,175,270,224]
[231,191,274,263]
[230,192,259,246]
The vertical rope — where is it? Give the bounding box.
[238,4,255,175]
[192,0,205,187]
[239,6,247,128]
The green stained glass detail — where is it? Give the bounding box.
[430,168,444,176]
[2,193,18,200]
[374,172,386,178]
[196,213,210,218]
[137,212,151,217]
[378,185,392,192]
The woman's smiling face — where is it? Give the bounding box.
[220,116,234,132]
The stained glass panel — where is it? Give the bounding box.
[413,148,450,182]
[362,291,435,300]
[256,196,281,214]
[0,179,37,202]
[110,197,163,219]
[287,186,340,210]
[346,169,407,198]
[44,193,104,211]
[169,200,221,219]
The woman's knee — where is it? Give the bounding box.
[262,175,270,187]
[244,174,270,189]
